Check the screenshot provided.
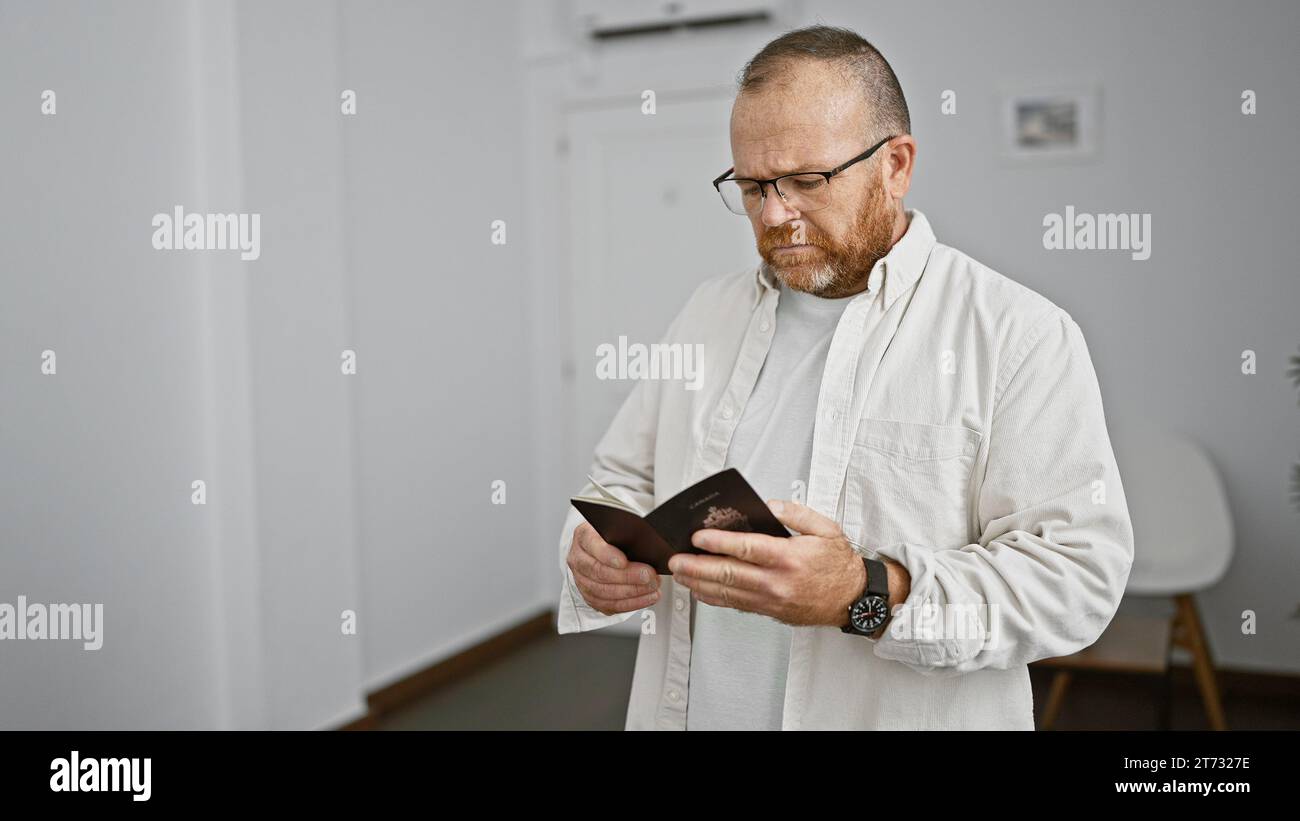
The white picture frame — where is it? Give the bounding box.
[999,80,1101,164]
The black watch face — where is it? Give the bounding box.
[850,595,889,633]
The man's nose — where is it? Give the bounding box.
[760,183,801,227]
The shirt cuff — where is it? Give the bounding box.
[868,541,987,674]
[556,565,637,634]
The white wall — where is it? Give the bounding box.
[231,0,368,730]
[333,0,544,692]
[0,0,544,729]
[0,0,225,729]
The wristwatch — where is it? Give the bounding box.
[841,556,890,639]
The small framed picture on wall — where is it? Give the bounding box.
[999,80,1101,163]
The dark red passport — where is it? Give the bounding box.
[570,468,791,575]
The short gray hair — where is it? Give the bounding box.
[737,25,911,143]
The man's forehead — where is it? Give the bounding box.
[729,124,847,177]
[730,82,864,176]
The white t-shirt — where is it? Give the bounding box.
[685,280,874,730]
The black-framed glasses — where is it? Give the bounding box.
[711,135,896,216]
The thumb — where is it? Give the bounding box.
[767,499,841,539]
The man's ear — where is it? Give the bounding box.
[883,136,916,199]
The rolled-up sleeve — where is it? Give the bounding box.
[871,309,1134,676]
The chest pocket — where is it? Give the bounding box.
[841,418,982,552]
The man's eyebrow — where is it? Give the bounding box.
[734,160,825,178]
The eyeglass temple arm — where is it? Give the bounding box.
[827,135,895,177]
[715,135,895,188]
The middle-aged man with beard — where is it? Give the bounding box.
[555,25,1134,730]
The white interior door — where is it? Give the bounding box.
[563,91,755,484]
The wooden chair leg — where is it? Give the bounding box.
[1173,594,1227,730]
[1040,669,1072,731]
[1157,649,1174,730]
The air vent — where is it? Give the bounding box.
[575,0,778,40]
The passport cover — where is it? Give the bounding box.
[570,468,791,575]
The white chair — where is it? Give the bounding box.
[1037,418,1234,730]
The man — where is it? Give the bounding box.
[556,25,1134,730]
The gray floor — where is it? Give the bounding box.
[376,632,1299,730]
[376,632,639,730]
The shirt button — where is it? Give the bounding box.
[828,409,839,422]
[759,319,771,332]
[722,406,734,419]
[675,598,685,612]
[668,689,681,702]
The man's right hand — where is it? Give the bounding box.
[566,522,661,615]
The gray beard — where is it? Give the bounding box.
[765,258,841,296]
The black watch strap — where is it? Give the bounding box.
[864,557,888,598]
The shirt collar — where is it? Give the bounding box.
[753,208,937,310]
